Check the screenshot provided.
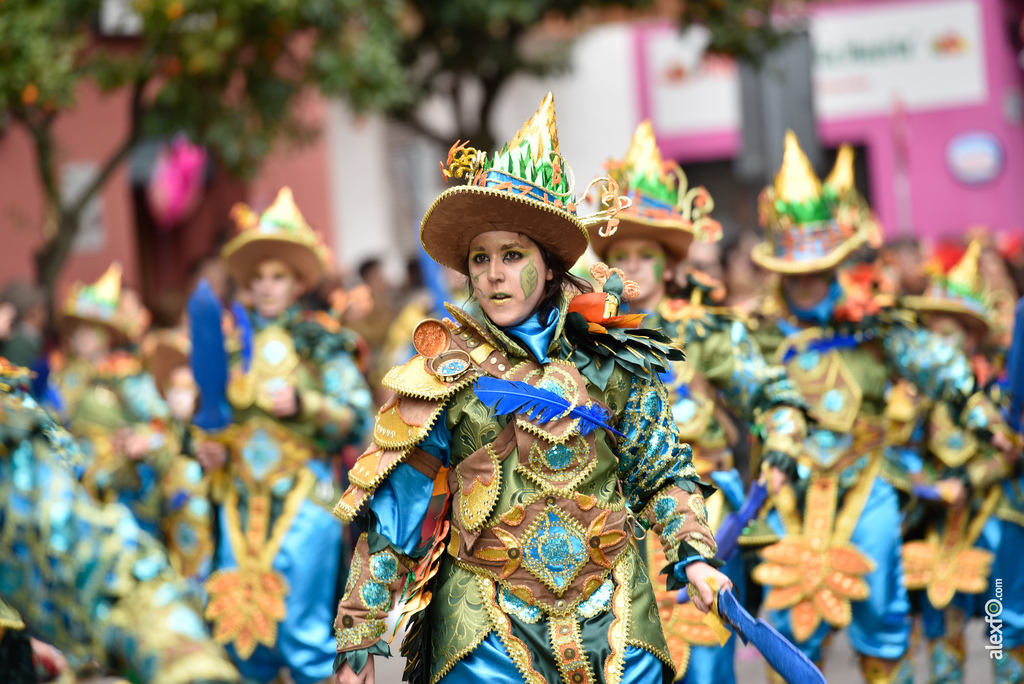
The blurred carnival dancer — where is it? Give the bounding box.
[589,121,807,684]
[142,329,216,580]
[748,135,1018,683]
[193,187,374,684]
[900,241,1024,683]
[0,357,238,684]
[50,263,176,536]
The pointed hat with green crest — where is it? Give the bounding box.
[904,240,993,333]
[753,132,870,274]
[63,262,131,340]
[222,186,329,289]
[589,120,722,261]
[421,93,624,274]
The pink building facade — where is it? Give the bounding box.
[632,0,1024,239]
[0,80,334,312]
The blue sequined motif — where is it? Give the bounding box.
[544,444,574,471]
[577,579,614,618]
[521,508,588,592]
[823,389,845,413]
[370,551,399,583]
[616,376,698,510]
[654,497,677,520]
[241,428,282,481]
[360,582,390,610]
[498,587,542,624]
[804,428,854,467]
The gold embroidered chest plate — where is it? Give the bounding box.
[779,328,863,434]
[228,326,301,413]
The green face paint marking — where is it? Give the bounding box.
[521,260,539,299]
[650,253,666,283]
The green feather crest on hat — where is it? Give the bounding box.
[487,93,573,200]
[610,121,677,205]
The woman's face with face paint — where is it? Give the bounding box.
[605,238,671,310]
[467,231,553,328]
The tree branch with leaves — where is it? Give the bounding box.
[0,0,408,300]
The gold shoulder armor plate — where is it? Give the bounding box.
[381,354,478,401]
[373,392,447,451]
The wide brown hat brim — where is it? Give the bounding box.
[587,217,694,262]
[61,312,127,346]
[751,230,868,275]
[420,185,589,275]
[902,295,991,335]
[145,340,190,394]
[222,233,324,290]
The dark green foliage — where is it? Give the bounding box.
[392,0,652,150]
[679,0,790,64]
[0,0,407,296]
[560,312,684,391]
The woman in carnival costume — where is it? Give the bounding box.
[194,187,375,684]
[587,121,807,684]
[0,357,239,684]
[748,134,1018,683]
[142,329,215,581]
[51,263,177,536]
[899,241,1023,683]
[332,94,732,684]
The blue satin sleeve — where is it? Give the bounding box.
[369,409,451,556]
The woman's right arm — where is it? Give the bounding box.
[332,403,451,684]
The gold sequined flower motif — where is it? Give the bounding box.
[902,540,993,610]
[753,538,875,642]
[205,566,289,658]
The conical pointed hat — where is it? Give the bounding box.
[588,121,722,262]
[904,240,992,332]
[824,144,884,250]
[753,132,868,274]
[222,187,328,289]
[63,263,130,339]
[421,93,617,275]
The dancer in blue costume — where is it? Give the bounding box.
[892,240,1021,683]
[748,136,1017,684]
[587,121,807,684]
[50,263,177,537]
[194,188,374,684]
[0,356,239,684]
[895,240,1024,683]
[332,94,732,684]
[142,329,216,581]
[979,481,1024,684]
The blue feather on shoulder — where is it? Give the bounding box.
[473,376,624,438]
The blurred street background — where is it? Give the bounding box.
[3,0,1023,330]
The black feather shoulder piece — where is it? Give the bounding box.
[559,276,684,391]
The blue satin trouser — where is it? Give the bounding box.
[440,633,665,683]
[214,462,344,684]
[765,477,911,662]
